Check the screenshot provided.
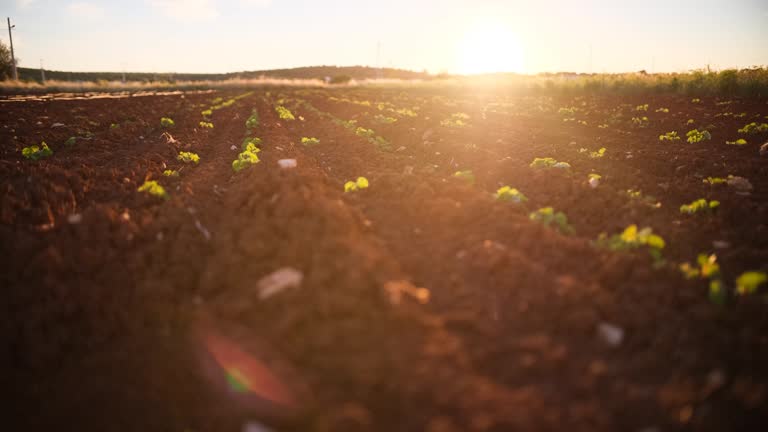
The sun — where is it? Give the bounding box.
[457,22,525,75]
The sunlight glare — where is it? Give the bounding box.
[457,22,525,75]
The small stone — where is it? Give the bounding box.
[257,267,303,300]
[588,177,600,188]
[396,146,406,152]
[712,240,730,249]
[51,122,65,128]
[67,213,83,224]
[760,142,768,157]
[277,159,297,169]
[230,145,237,151]
[727,176,753,192]
[597,322,624,347]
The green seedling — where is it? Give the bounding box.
[558,107,578,115]
[441,112,470,127]
[245,110,259,129]
[736,271,767,295]
[232,143,260,172]
[737,122,768,134]
[680,198,719,214]
[725,138,747,145]
[680,254,724,304]
[495,186,527,203]
[177,151,200,164]
[686,119,695,125]
[655,107,669,113]
[635,104,649,111]
[626,189,660,208]
[374,114,397,124]
[691,98,701,103]
[22,142,53,160]
[137,180,168,200]
[597,124,609,129]
[163,169,179,177]
[530,157,571,169]
[64,136,77,146]
[686,129,712,143]
[703,176,728,185]
[344,176,369,192]
[110,123,119,129]
[631,116,649,128]
[242,136,262,151]
[589,147,606,158]
[160,117,175,128]
[529,207,574,235]
[597,224,666,262]
[453,170,475,184]
[301,137,320,147]
[355,127,375,138]
[275,106,295,120]
[659,131,680,141]
[201,109,213,117]
[199,121,214,129]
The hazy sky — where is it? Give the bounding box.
[1,0,767,74]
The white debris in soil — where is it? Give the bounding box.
[67,213,83,224]
[760,142,768,157]
[242,421,275,432]
[588,177,600,188]
[194,219,211,241]
[384,280,430,305]
[712,240,730,249]
[257,267,303,300]
[597,322,624,347]
[277,159,297,169]
[727,176,753,192]
[51,122,65,128]
[230,145,238,151]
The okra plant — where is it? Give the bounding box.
[232,144,260,172]
[301,137,320,147]
[659,131,680,141]
[163,169,179,177]
[736,271,767,295]
[737,122,768,134]
[275,106,295,120]
[529,207,574,235]
[160,117,175,128]
[138,180,168,200]
[680,198,719,215]
[453,170,475,184]
[725,138,747,145]
[495,186,527,203]
[177,151,200,164]
[596,224,666,262]
[22,142,53,160]
[199,121,214,129]
[530,157,571,169]
[686,129,711,143]
[344,177,369,192]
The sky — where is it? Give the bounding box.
[0,0,766,75]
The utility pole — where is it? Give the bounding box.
[7,17,18,80]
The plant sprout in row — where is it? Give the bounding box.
[22,142,53,160]
[201,109,213,117]
[680,253,723,304]
[659,131,680,141]
[232,143,260,172]
[737,122,768,134]
[530,157,571,169]
[160,117,175,128]
[344,177,369,192]
[495,186,527,203]
[64,136,77,146]
[655,107,669,113]
[631,116,649,128]
[725,138,747,145]
[245,110,260,130]
[275,105,295,121]
[736,271,767,295]
[686,129,712,143]
[355,127,375,138]
[529,207,574,235]
[242,136,262,151]
[635,104,649,112]
[374,114,397,124]
[301,137,320,147]
[177,151,200,164]
[589,147,606,158]
[199,121,214,129]
[680,198,719,215]
[163,169,179,177]
[596,224,665,262]
[441,112,470,127]
[453,170,475,184]
[138,180,168,200]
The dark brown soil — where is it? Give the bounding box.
[1,88,767,432]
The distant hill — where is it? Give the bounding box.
[16,65,434,83]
